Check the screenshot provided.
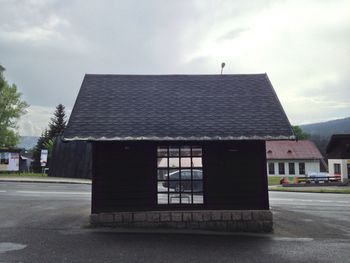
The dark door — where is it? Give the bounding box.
[347,163,350,179]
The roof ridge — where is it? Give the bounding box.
[84,73,268,77]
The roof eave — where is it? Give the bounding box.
[63,135,296,142]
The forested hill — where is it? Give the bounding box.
[299,117,349,157]
[300,117,350,137]
[17,136,39,150]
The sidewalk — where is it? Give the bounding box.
[0,176,91,185]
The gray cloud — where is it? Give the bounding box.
[0,0,349,135]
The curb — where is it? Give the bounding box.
[0,178,92,185]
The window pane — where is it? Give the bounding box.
[268,163,275,175]
[157,193,168,204]
[193,181,203,192]
[169,158,179,168]
[157,181,168,192]
[180,157,191,168]
[179,180,192,192]
[180,170,191,180]
[157,169,168,180]
[193,169,203,179]
[168,170,180,180]
[192,157,202,167]
[193,193,203,204]
[180,193,192,204]
[167,180,178,192]
[169,193,180,204]
[157,147,168,157]
[279,163,285,174]
[180,146,191,157]
[334,164,341,174]
[157,157,168,168]
[192,147,202,156]
[169,147,179,157]
[289,163,295,175]
[299,163,305,174]
[172,180,182,192]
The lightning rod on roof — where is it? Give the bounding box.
[221,62,225,75]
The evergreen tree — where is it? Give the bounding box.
[48,104,67,138]
[32,129,50,172]
[32,104,67,172]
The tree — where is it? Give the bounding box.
[292,126,310,140]
[32,129,50,172]
[32,104,67,172]
[48,104,67,138]
[0,65,28,147]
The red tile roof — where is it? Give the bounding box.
[266,140,323,160]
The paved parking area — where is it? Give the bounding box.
[0,182,349,262]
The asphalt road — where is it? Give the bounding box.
[0,182,349,263]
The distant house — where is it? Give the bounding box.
[0,149,21,172]
[326,134,350,183]
[266,140,323,177]
[63,73,295,232]
[19,155,33,172]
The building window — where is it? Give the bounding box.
[157,146,203,205]
[299,163,305,175]
[268,163,275,175]
[334,163,341,174]
[289,163,295,175]
[0,153,9,165]
[278,163,285,174]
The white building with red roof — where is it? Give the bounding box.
[266,140,324,177]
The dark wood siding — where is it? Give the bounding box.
[327,138,350,159]
[92,142,156,213]
[203,140,269,210]
[49,137,92,179]
[92,140,269,213]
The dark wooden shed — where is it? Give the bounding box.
[64,74,294,232]
[49,136,92,179]
[326,134,350,183]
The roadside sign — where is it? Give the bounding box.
[40,149,48,167]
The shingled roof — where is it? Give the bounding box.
[64,74,294,141]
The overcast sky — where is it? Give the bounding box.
[1,0,349,136]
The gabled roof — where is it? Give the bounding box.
[64,74,294,141]
[326,134,350,154]
[266,140,323,160]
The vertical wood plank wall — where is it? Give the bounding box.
[49,137,92,179]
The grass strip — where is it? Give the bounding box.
[0,172,47,177]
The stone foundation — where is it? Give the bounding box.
[90,210,273,232]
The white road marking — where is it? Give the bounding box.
[0,242,27,253]
[16,191,90,195]
[0,190,7,193]
[272,237,313,242]
[270,198,349,204]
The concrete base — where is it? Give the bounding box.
[90,210,273,233]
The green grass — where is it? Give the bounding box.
[0,172,47,177]
[268,176,281,185]
[268,185,350,194]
